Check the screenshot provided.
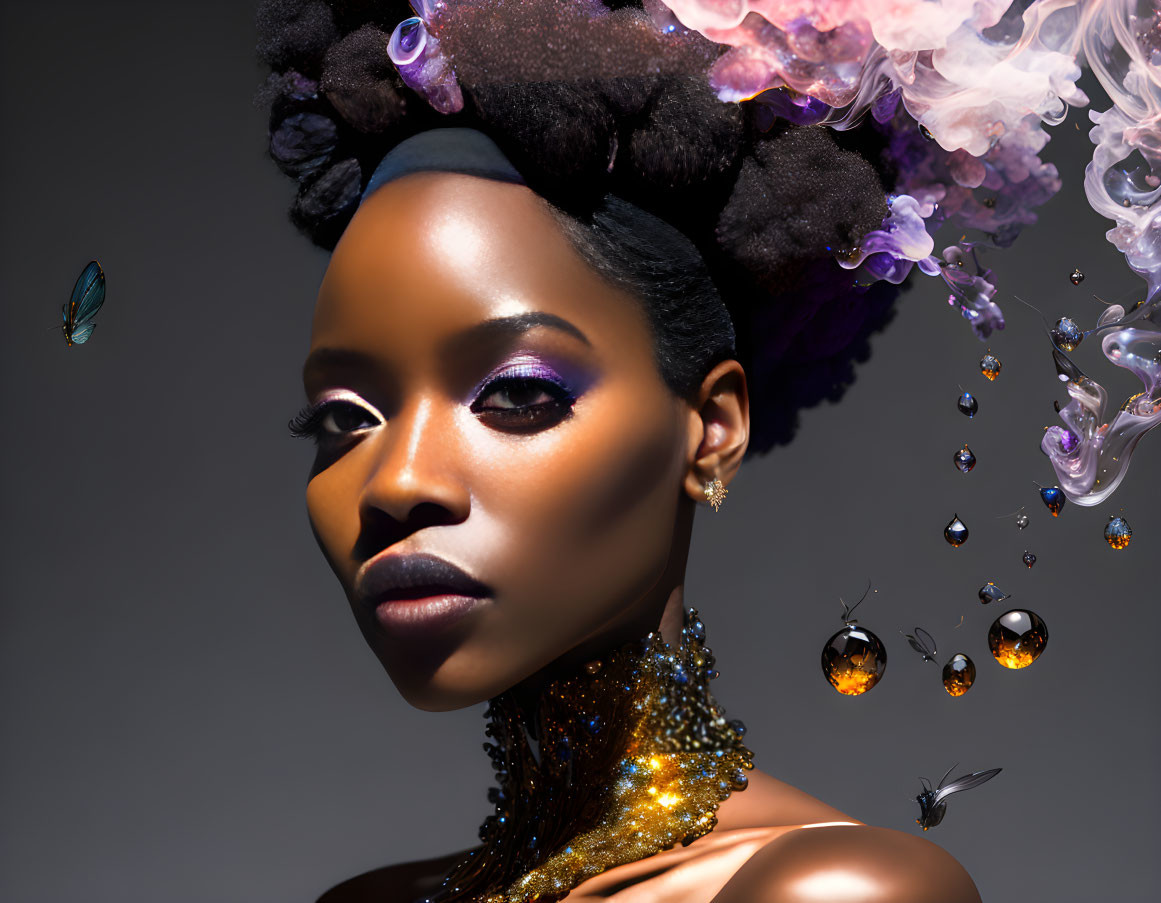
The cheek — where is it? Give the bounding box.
[468,383,687,619]
[304,464,361,584]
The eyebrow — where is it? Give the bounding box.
[302,312,590,385]
[442,312,591,353]
[301,347,380,386]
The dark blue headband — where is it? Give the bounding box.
[356,125,735,350]
[360,127,526,205]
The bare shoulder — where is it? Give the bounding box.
[316,849,471,903]
[711,824,981,903]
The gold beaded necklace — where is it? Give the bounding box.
[419,608,754,903]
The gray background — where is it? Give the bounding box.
[1,2,1157,901]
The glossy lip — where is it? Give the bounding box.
[355,551,492,636]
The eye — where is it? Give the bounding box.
[469,365,577,432]
[288,397,381,444]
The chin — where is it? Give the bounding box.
[373,641,530,712]
[390,672,493,712]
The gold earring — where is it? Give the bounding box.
[703,477,728,512]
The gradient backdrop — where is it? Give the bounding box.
[1,3,1157,901]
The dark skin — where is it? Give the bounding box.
[302,173,981,903]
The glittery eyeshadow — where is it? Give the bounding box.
[469,354,578,403]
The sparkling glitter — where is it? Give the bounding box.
[427,608,753,903]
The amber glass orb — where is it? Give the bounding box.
[988,610,1048,669]
[942,653,976,696]
[821,625,887,696]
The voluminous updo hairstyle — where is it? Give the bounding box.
[256,0,907,453]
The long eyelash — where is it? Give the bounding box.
[471,376,576,411]
[503,375,574,401]
[288,402,325,440]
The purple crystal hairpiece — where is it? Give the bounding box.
[387,3,463,114]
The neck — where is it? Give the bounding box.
[507,585,688,720]
[423,607,753,903]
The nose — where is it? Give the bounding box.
[358,393,471,529]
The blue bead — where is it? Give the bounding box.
[1039,486,1066,517]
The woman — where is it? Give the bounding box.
[258,1,995,899]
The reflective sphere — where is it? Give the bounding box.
[1104,516,1132,550]
[942,653,976,696]
[821,625,887,696]
[1069,268,1084,285]
[988,610,1048,669]
[1015,512,1030,530]
[953,445,976,473]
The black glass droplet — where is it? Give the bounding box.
[953,445,976,473]
[978,582,1009,605]
[944,515,969,547]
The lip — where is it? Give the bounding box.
[355,551,491,635]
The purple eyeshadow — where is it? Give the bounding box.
[469,354,579,402]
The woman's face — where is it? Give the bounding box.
[301,173,702,710]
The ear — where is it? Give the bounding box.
[682,358,750,507]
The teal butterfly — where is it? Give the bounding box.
[62,260,105,346]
